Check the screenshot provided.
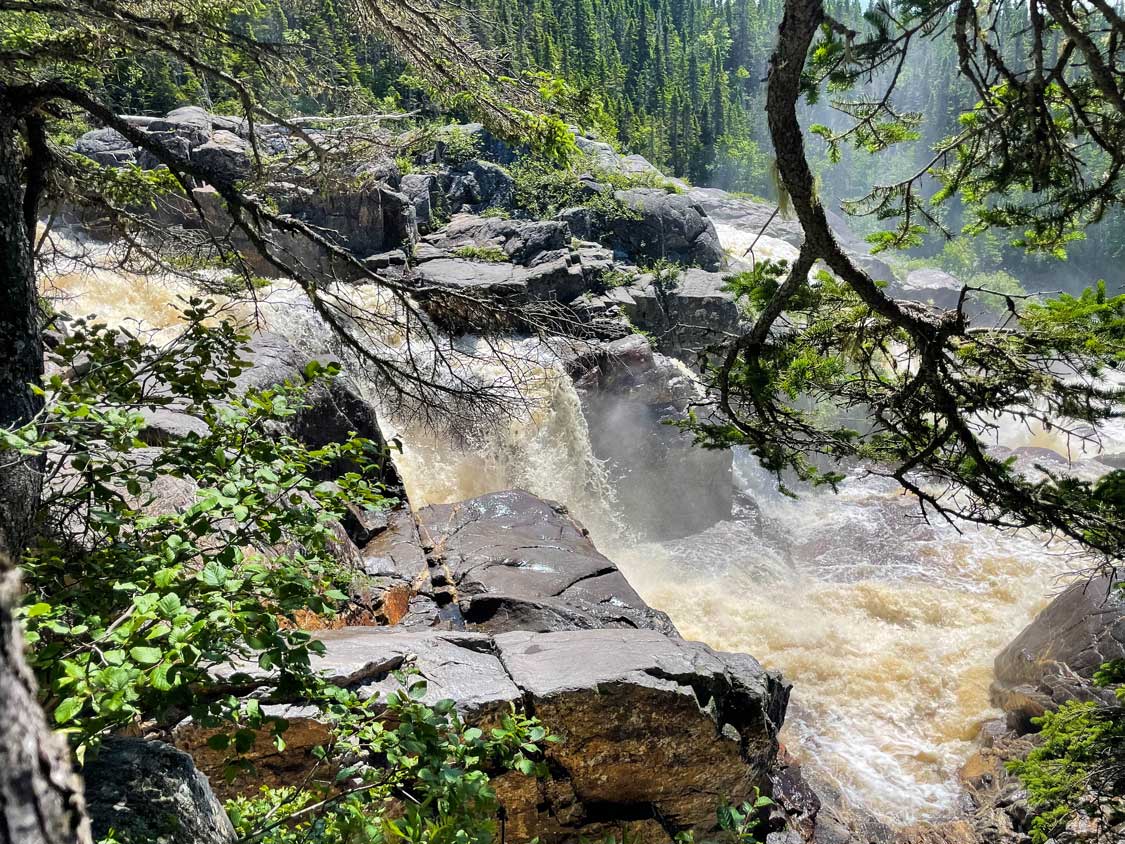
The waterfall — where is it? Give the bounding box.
[37,226,1112,827]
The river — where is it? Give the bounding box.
[38,226,1110,828]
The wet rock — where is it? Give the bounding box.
[414,489,678,635]
[992,574,1124,730]
[687,187,807,247]
[85,737,235,844]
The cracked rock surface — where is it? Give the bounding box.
[177,627,788,842]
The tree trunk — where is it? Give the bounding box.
[0,110,90,844]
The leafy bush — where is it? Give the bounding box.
[7,301,391,754]
[451,245,510,263]
[510,153,663,224]
[226,671,557,844]
[1010,657,1125,843]
[439,127,483,168]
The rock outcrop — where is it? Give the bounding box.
[620,265,743,360]
[362,489,678,635]
[85,737,236,844]
[72,108,419,268]
[176,626,789,843]
[410,214,620,331]
[992,574,1124,730]
[601,187,725,271]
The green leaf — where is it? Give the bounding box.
[129,646,164,666]
[54,696,84,724]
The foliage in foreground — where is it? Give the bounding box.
[1011,653,1125,843]
[3,301,558,842]
[691,259,1125,560]
[225,676,556,844]
[4,300,391,753]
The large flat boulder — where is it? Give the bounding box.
[398,489,678,635]
[992,574,1124,730]
[176,627,789,843]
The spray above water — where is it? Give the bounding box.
[611,456,1079,824]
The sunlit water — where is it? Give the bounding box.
[37,227,1118,827]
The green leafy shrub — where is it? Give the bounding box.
[451,245,510,263]
[439,126,483,168]
[509,153,663,224]
[8,301,392,754]
[1009,657,1125,843]
[226,671,557,844]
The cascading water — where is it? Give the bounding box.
[611,459,1078,823]
[37,225,1113,828]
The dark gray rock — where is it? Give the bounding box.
[268,182,418,261]
[190,130,252,184]
[421,214,568,265]
[76,127,132,156]
[621,266,742,360]
[147,105,214,148]
[447,161,515,212]
[414,489,679,635]
[851,252,897,285]
[137,133,191,170]
[992,574,1125,731]
[575,135,622,170]
[606,188,725,271]
[138,408,210,445]
[400,173,449,233]
[314,628,521,714]
[85,737,235,844]
[413,256,587,331]
[234,333,403,491]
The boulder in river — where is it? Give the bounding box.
[992,573,1124,730]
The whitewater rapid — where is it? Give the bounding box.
[37,227,1109,827]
